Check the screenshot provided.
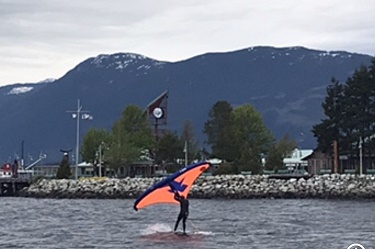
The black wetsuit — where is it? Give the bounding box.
[173,192,189,233]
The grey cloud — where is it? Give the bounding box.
[1,0,375,85]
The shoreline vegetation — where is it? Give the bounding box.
[17,174,375,199]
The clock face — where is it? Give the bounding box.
[153,107,163,119]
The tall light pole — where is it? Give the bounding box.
[67,99,92,180]
[184,140,188,167]
[98,142,104,177]
[359,136,363,175]
[21,140,25,168]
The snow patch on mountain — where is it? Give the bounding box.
[247,46,353,61]
[90,53,165,71]
[38,78,56,83]
[7,86,34,95]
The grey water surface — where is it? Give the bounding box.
[0,198,374,249]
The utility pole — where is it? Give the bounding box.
[66,99,92,180]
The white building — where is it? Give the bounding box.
[283,148,313,171]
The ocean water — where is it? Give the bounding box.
[0,197,374,249]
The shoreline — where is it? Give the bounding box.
[16,174,375,200]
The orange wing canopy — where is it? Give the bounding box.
[133,161,211,211]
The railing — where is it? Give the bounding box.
[319,169,332,174]
[319,168,375,174]
[240,171,252,175]
[344,169,356,174]
[263,170,275,174]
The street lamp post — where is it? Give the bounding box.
[184,140,188,167]
[359,136,363,175]
[75,100,81,180]
[67,99,92,180]
[21,140,24,168]
[99,143,103,177]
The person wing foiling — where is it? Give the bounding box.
[170,184,189,234]
[133,161,211,235]
[133,161,210,211]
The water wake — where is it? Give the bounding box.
[140,223,172,235]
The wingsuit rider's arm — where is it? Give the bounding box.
[169,183,181,201]
[169,183,175,192]
[174,191,181,201]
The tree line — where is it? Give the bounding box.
[312,58,375,172]
[56,102,296,178]
[57,57,375,179]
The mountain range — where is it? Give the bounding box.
[0,46,373,165]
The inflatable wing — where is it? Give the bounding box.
[133,161,211,211]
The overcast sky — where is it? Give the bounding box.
[1,0,374,87]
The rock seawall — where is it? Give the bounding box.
[18,174,375,199]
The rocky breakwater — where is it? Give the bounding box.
[18,174,375,199]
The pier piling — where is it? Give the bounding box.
[0,178,31,196]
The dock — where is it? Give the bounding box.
[0,178,32,196]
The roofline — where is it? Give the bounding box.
[144,90,168,111]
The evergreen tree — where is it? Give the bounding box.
[343,65,374,140]
[265,133,297,171]
[203,100,236,160]
[157,130,184,164]
[312,78,345,153]
[312,58,375,172]
[204,101,275,174]
[342,64,375,169]
[56,153,72,179]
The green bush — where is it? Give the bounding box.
[213,162,238,175]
